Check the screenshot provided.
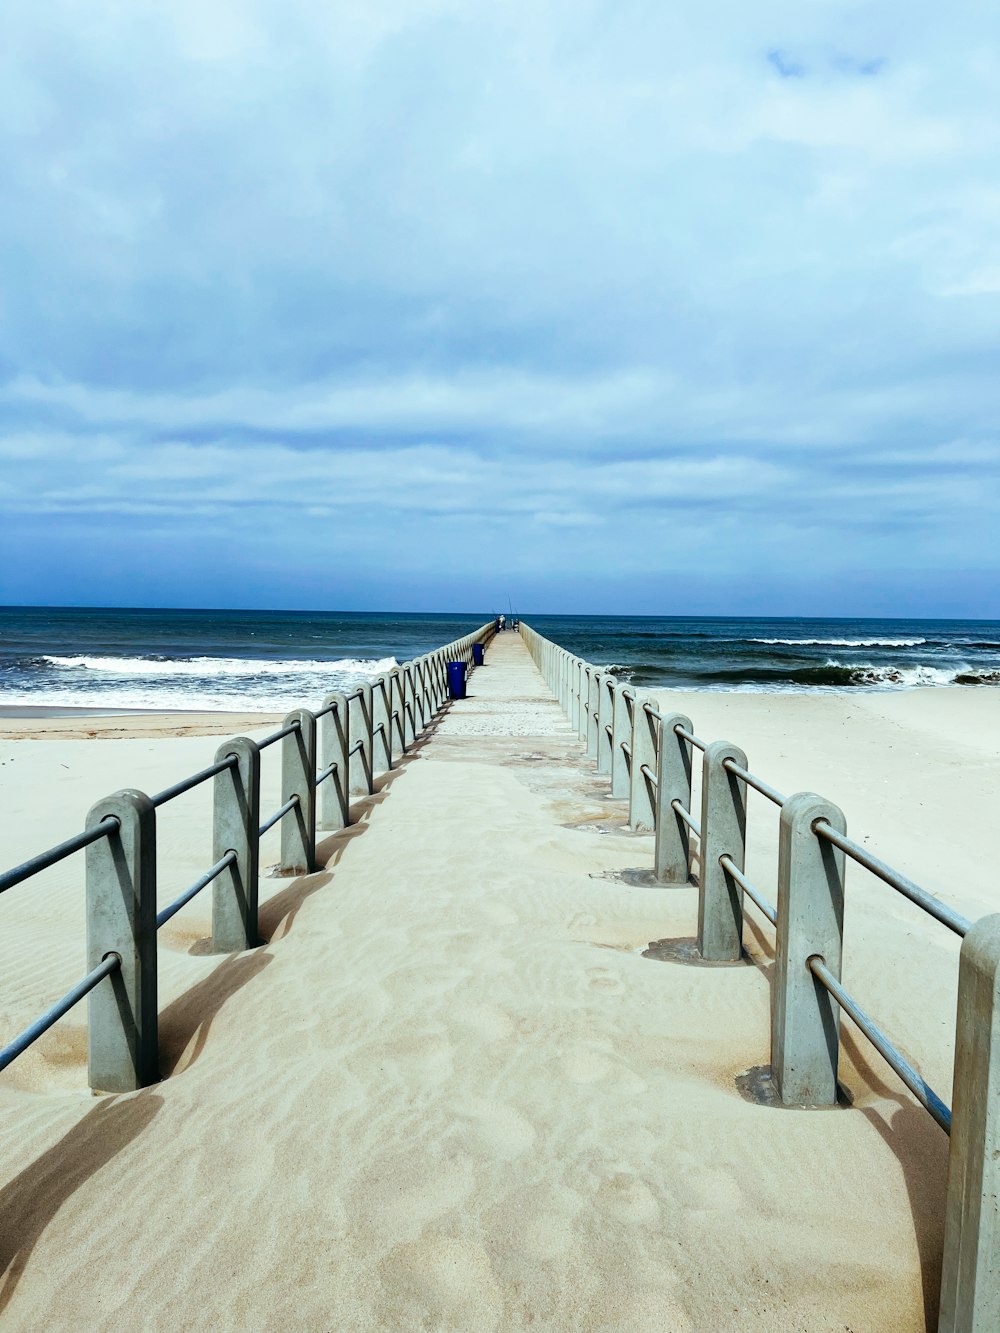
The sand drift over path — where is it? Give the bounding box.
[0,633,996,1330]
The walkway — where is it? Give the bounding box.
[0,633,930,1332]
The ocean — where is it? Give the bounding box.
[1,607,999,713]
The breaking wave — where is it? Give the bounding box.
[749,637,927,648]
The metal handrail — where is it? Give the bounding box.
[258,795,299,838]
[0,952,122,1074]
[348,739,365,756]
[620,740,632,756]
[719,854,777,926]
[639,763,658,787]
[807,954,952,1133]
[156,851,237,930]
[258,720,301,751]
[643,703,662,721]
[722,759,786,808]
[674,725,707,752]
[604,723,613,737]
[671,800,701,838]
[0,817,120,897]
[151,755,238,809]
[315,699,341,720]
[315,761,338,787]
[813,821,971,938]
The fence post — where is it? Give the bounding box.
[597,676,614,775]
[372,674,392,776]
[939,913,1000,1333]
[698,740,748,961]
[586,671,600,759]
[390,668,405,755]
[211,736,261,951]
[279,709,316,875]
[401,663,416,746]
[579,666,590,742]
[349,685,373,795]
[610,688,633,798]
[569,659,581,733]
[771,792,846,1106]
[86,790,158,1092]
[654,714,694,884]
[629,696,658,831]
[318,694,349,831]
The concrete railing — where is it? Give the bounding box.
[0,621,496,1095]
[521,620,999,1333]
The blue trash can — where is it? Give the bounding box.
[447,661,467,699]
[472,643,484,666]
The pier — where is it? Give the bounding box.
[0,626,993,1330]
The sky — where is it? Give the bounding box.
[1,0,998,617]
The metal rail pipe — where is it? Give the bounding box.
[151,755,237,809]
[315,761,338,787]
[674,724,707,752]
[719,854,777,926]
[813,820,971,938]
[722,759,786,808]
[0,817,119,896]
[258,795,299,839]
[156,851,237,930]
[0,952,122,1074]
[639,764,658,786]
[807,954,952,1133]
[671,800,701,839]
[258,720,301,751]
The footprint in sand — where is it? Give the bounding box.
[378,1236,501,1332]
[587,966,626,994]
[455,1097,536,1159]
[594,1172,662,1226]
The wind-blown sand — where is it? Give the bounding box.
[0,636,997,1331]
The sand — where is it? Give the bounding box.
[0,635,997,1331]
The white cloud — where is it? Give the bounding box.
[0,0,998,608]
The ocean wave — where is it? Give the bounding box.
[625,660,1000,690]
[0,652,404,712]
[749,637,927,648]
[35,654,399,678]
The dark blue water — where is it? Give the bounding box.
[0,608,493,712]
[1,607,999,711]
[527,614,1000,691]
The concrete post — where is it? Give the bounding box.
[597,676,614,775]
[569,660,581,733]
[578,667,590,742]
[411,660,425,736]
[211,736,261,951]
[610,688,633,799]
[939,913,1000,1333]
[86,789,158,1092]
[279,709,316,875]
[628,696,658,832]
[372,674,392,776]
[318,694,349,831]
[654,713,694,884]
[401,663,416,747]
[390,668,405,755]
[772,792,846,1106]
[586,671,600,759]
[698,740,748,961]
[349,685,373,795]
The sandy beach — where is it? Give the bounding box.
[0,640,997,1331]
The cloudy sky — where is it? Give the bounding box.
[1,0,998,615]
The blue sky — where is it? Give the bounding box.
[1,0,998,616]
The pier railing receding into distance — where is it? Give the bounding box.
[520,620,999,1333]
[0,622,496,1096]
